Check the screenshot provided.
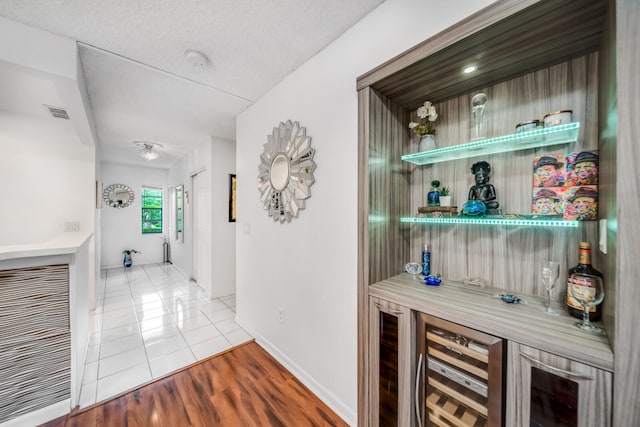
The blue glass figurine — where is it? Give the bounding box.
[427,180,441,206]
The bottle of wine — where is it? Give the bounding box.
[566,242,603,321]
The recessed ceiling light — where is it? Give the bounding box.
[185,50,209,68]
[464,65,478,74]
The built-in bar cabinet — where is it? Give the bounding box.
[357,0,639,425]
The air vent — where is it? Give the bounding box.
[43,104,70,120]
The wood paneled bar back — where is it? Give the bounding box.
[355,0,640,425]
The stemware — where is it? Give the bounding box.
[568,273,605,333]
[542,261,560,314]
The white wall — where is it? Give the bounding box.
[235,0,496,423]
[100,162,168,268]
[0,18,96,246]
[210,137,236,297]
[178,138,236,298]
[0,111,94,244]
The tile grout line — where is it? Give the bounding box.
[133,264,156,380]
[148,263,199,370]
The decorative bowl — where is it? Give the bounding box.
[405,262,422,275]
[463,200,487,216]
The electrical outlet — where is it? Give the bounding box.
[63,221,80,232]
[278,308,285,323]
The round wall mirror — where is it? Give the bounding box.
[103,183,135,208]
[258,120,316,223]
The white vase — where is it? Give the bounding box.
[439,196,452,207]
[418,134,436,152]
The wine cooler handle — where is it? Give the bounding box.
[520,352,595,380]
[415,352,423,427]
[373,302,403,316]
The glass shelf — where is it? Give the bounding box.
[401,122,580,165]
[401,216,579,228]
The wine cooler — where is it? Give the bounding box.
[417,314,505,426]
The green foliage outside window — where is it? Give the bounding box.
[142,187,163,234]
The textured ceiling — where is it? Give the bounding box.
[0,0,385,167]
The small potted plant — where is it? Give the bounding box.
[439,187,452,206]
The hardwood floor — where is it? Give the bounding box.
[43,341,347,427]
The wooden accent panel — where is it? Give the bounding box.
[0,265,70,424]
[367,90,409,285]
[613,0,640,425]
[43,342,347,427]
[357,0,540,91]
[407,54,599,298]
[372,277,613,371]
[357,87,371,427]
[506,341,612,427]
[358,0,606,109]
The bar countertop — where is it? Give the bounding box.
[0,232,93,263]
[369,274,613,372]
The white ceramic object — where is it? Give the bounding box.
[418,134,436,152]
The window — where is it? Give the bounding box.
[141,186,163,234]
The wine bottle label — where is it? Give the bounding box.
[567,276,596,312]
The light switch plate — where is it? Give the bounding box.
[599,219,607,254]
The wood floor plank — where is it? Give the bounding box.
[41,342,347,427]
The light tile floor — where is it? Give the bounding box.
[79,263,252,408]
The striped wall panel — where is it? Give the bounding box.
[0,264,70,423]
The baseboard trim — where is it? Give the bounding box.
[0,399,70,427]
[234,317,355,426]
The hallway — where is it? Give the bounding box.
[79,263,251,408]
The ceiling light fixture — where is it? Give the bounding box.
[464,65,478,74]
[185,49,209,68]
[134,141,163,161]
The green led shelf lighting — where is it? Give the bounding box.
[401,122,580,165]
[401,216,580,228]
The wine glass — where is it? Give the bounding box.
[568,273,605,333]
[542,261,560,314]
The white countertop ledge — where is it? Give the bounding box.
[0,232,94,262]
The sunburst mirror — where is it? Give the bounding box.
[103,183,135,208]
[258,120,316,223]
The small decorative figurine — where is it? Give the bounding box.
[427,180,441,206]
[468,161,500,211]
